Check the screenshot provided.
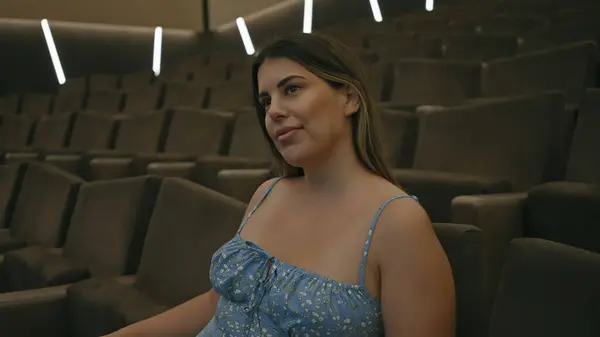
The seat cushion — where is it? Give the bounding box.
[67,278,169,336]
[0,229,27,254]
[0,246,90,292]
[526,181,600,253]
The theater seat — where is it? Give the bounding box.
[0,176,160,293]
[0,162,83,254]
[432,223,486,337]
[0,163,26,228]
[489,238,600,337]
[395,91,567,222]
[147,112,272,190]
[66,178,245,337]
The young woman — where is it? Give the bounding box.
[105,33,455,337]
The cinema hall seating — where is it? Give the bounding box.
[0,0,599,336]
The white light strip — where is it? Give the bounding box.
[426,0,434,11]
[236,18,256,55]
[153,26,163,76]
[303,0,313,33]
[40,19,66,85]
[369,0,383,22]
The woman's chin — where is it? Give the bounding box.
[279,149,310,168]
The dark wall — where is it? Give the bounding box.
[0,19,200,95]
[206,0,429,52]
[0,0,473,95]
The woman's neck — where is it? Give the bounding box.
[299,140,370,197]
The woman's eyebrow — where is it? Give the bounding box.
[258,75,306,98]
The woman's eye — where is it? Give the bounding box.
[284,85,300,95]
[260,98,271,107]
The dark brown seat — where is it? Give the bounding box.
[384,59,481,109]
[0,162,83,254]
[122,85,163,113]
[161,82,209,110]
[88,108,235,180]
[85,90,125,113]
[147,112,271,191]
[442,35,519,61]
[489,238,600,337]
[380,109,419,169]
[20,94,54,118]
[3,113,76,165]
[366,34,443,59]
[66,178,246,337]
[0,175,161,293]
[41,113,119,175]
[0,163,26,229]
[482,41,597,107]
[0,115,36,155]
[520,89,600,253]
[395,91,567,223]
[206,80,254,111]
[0,94,21,114]
[432,223,486,337]
[88,74,121,91]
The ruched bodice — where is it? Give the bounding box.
[197,178,416,336]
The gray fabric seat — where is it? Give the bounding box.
[66,178,246,337]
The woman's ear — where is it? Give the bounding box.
[344,85,361,116]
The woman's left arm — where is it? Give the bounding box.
[375,201,456,337]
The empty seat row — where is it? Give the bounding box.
[1,78,254,117]
[369,40,597,107]
[0,163,599,337]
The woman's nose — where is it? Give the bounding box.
[266,98,286,120]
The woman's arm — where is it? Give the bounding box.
[375,199,456,337]
[104,288,220,336]
[104,178,280,336]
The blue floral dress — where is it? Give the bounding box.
[197,177,416,336]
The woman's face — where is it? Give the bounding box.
[257,57,357,168]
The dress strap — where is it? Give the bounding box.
[358,194,418,287]
[237,177,284,234]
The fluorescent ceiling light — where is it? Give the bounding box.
[426,0,434,11]
[40,19,66,85]
[153,26,163,77]
[303,0,313,33]
[369,0,383,22]
[236,17,256,55]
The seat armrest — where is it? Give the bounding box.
[193,156,272,189]
[0,285,69,337]
[147,161,195,179]
[218,168,274,202]
[452,192,527,312]
[393,169,511,222]
[88,158,133,180]
[44,154,84,176]
[3,152,40,165]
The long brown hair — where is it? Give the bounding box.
[251,33,395,184]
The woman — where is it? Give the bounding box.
[106,33,455,336]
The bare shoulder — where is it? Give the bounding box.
[244,177,283,216]
[369,183,437,263]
